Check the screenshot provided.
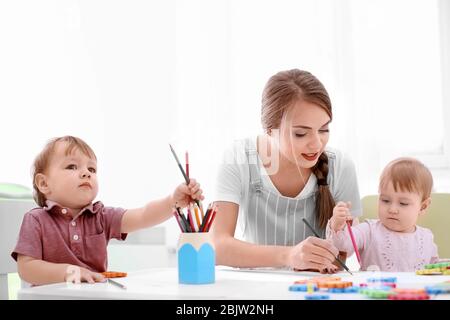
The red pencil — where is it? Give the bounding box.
[185,151,189,178]
[205,206,218,232]
[199,204,212,232]
[346,221,362,265]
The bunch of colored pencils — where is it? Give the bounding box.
[173,202,218,233]
[169,144,218,233]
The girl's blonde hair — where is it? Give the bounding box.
[379,157,433,201]
[261,69,334,229]
[32,136,97,207]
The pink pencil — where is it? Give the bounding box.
[346,221,361,265]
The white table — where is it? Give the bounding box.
[17,267,450,300]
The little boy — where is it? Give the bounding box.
[12,136,203,285]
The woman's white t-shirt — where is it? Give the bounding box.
[213,137,362,245]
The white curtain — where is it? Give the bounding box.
[345,0,446,196]
[1,0,447,246]
[173,0,447,197]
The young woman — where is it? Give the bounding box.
[212,69,362,272]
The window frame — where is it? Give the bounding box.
[335,0,450,169]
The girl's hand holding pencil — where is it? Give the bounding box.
[329,201,362,266]
[330,201,353,232]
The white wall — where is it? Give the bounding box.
[0,0,183,246]
[1,0,449,251]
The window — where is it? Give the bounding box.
[332,0,450,195]
[174,0,450,195]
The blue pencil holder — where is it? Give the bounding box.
[177,232,215,284]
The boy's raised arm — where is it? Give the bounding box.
[121,195,175,234]
[121,179,204,234]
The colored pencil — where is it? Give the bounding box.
[346,221,362,265]
[199,204,212,232]
[176,206,192,232]
[108,278,127,290]
[193,204,201,230]
[187,205,196,232]
[169,144,189,182]
[185,151,189,179]
[173,211,185,232]
[205,206,218,232]
[169,144,200,207]
[174,202,217,233]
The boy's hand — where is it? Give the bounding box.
[65,265,106,284]
[330,201,352,231]
[171,178,204,208]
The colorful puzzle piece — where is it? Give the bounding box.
[367,277,397,283]
[388,293,429,300]
[424,262,450,269]
[394,288,426,294]
[304,294,330,300]
[101,271,127,278]
[360,288,391,299]
[294,276,341,285]
[425,283,450,295]
[417,262,450,275]
[291,272,449,299]
[416,268,443,275]
[328,286,360,293]
[318,280,353,289]
[289,284,318,292]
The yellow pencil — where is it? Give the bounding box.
[193,204,201,231]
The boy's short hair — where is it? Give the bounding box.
[379,157,433,200]
[32,136,97,207]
